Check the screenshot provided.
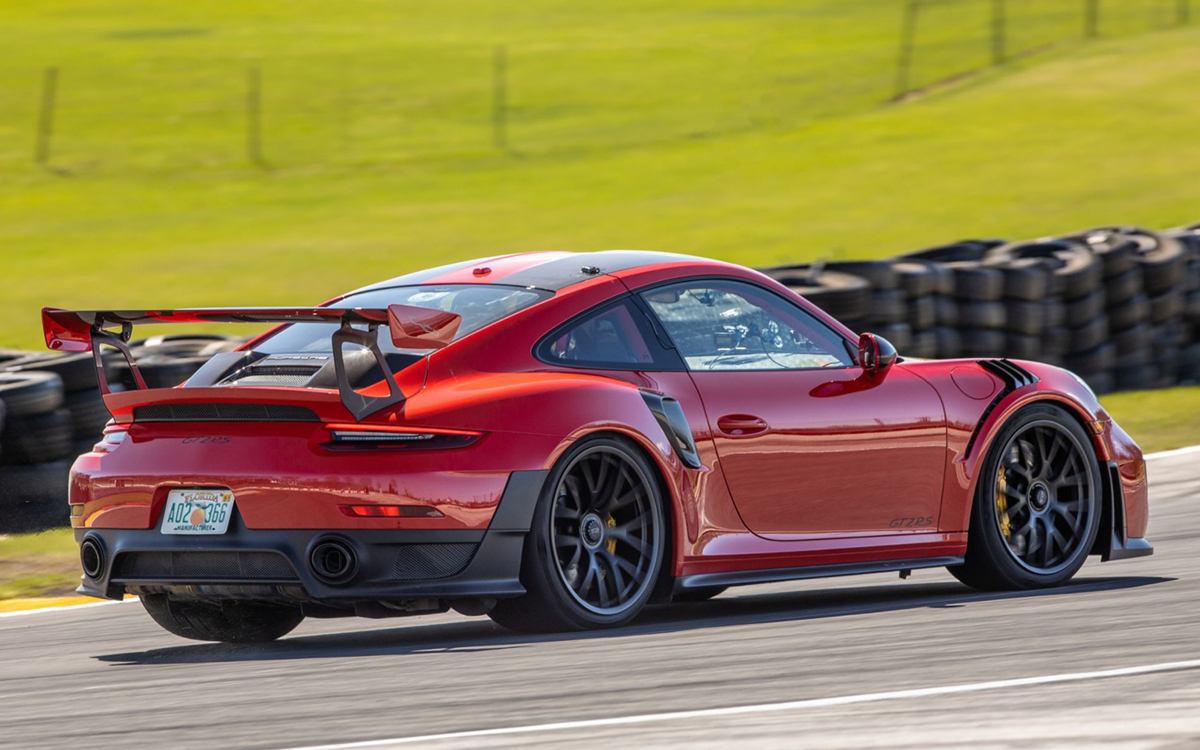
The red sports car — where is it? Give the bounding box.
[43,251,1152,642]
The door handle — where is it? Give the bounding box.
[717,414,769,437]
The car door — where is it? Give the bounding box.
[640,278,947,538]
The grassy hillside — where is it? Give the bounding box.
[1,0,1199,348]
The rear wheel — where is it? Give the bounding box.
[950,405,1102,591]
[489,437,666,632]
[141,595,304,643]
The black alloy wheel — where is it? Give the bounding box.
[992,421,1096,575]
[950,404,1102,591]
[489,437,665,632]
[550,445,660,615]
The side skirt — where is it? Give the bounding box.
[674,555,966,593]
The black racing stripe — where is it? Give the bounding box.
[501,250,706,291]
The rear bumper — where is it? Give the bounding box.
[76,470,548,606]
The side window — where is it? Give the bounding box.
[536,298,682,370]
[640,280,854,371]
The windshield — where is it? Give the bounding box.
[255,284,553,354]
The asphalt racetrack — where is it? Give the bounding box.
[2,449,1197,749]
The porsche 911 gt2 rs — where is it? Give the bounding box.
[42,250,1152,642]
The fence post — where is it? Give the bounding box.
[492,45,508,150]
[992,0,1007,65]
[893,0,919,100]
[35,67,58,165]
[246,66,265,166]
[1085,0,1099,37]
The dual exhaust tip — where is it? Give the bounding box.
[79,535,358,586]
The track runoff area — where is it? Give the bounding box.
[0,444,1195,749]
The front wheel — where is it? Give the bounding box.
[950,404,1102,591]
[141,595,304,643]
[489,437,666,632]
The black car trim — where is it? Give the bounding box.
[962,359,1039,459]
[675,555,966,592]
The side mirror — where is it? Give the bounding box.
[858,332,897,376]
[387,304,462,350]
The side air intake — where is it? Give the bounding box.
[963,359,1040,458]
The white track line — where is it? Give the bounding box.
[279,658,1200,750]
[0,598,137,619]
[1144,444,1200,461]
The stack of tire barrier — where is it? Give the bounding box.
[759,222,1200,395]
[0,336,244,533]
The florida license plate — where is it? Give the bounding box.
[160,489,235,535]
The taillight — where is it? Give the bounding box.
[323,423,482,450]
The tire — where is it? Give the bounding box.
[489,436,667,633]
[985,239,1102,300]
[1114,363,1158,391]
[864,289,905,325]
[3,352,96,393]
[1004,301,1045,336]
[1107,294,1150,331]
[0,408,73,465]
[1181,343,1200,382]
[768,267,870,321]
[1087,371,1117,395]
[1187,290,1200,325]
[1039,327,1070,361]
[905,296,936,330]
[0,459,72,533]
[1065,343,1116,375]
[900,239,1006,264]
[140,595,304,643]
[949,404,1102,590]
[824,260,898,290]
[958,328,1006,357]
[1103,267,1143,306]
[1149,288,1184,324]
[933,327,962,359]
[1156,347,1181,388]
[893,261,939,298]
[1066,317,1109,354]
[909,329,938,359]
[997,258,1052,302]
[1003,333,1041,360]
[935,296,958,326]
[1155,320,1189,349]
[950,263,1004,301]
[1112,324,1152,357]
[1136,236,1187,295]
[0,372,65,417]
[64,388,115,439]
[872,322,912,351]
[672,586,727,603]
[1064,289,1106,327]
[959,301,1006,330]
[129,354,211,389]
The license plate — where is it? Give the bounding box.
[160,489,235,535]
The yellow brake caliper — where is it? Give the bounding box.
[997,465,1011,538]
[606,514,617,555]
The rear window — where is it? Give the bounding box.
[256,284,552,355]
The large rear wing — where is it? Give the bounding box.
[41,305,461,420]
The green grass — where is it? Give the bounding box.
[1101,387,1200,455]
[0,529,79,599]
[0,0,1197,349]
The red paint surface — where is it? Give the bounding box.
[60,252,1150,585]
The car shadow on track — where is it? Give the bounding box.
[97,574,1171,666]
